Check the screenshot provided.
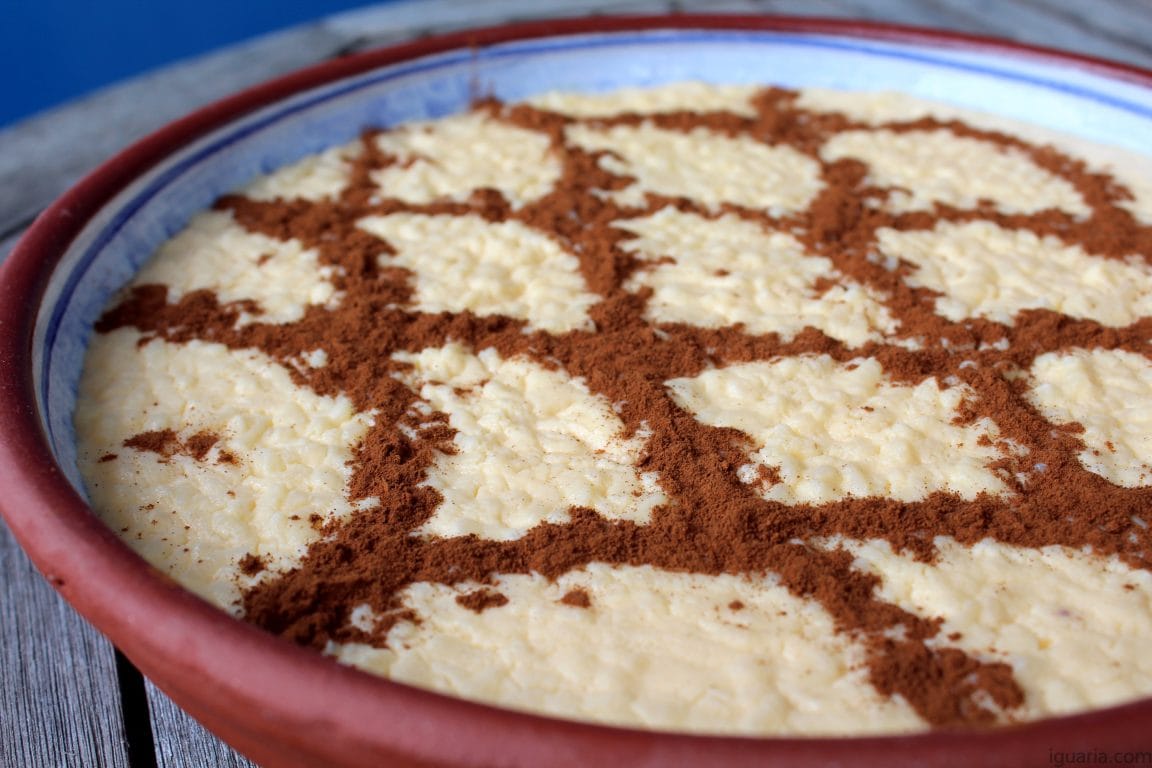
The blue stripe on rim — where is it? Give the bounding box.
[42,27,1152,457]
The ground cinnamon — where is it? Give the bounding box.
[559,588,592,609]
[122,428,221,462]
[455,589,509,613]
[96,87,1152,728]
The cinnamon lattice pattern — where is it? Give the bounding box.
[91,87,1152,729]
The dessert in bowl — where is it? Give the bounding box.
[4,15,1152,767]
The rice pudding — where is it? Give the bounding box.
[75,83,1152,735]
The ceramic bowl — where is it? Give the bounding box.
[3,15,1152,767]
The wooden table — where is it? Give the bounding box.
[3,0,1151,764]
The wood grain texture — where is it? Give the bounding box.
[1,520,130,768]
[3,0,1152,765]
[145,680,257,768]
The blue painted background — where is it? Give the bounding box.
[2,0,398,127]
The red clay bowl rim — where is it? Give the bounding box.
[3,13,1152,767]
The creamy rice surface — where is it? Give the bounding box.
[75,83,1152,735]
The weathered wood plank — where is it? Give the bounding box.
[1009,0,1152,64]
[1,519,131,768]
[324,0,674,56]
[923,0,1152,67]
[145,680,258,768]
[705,0,886,15]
